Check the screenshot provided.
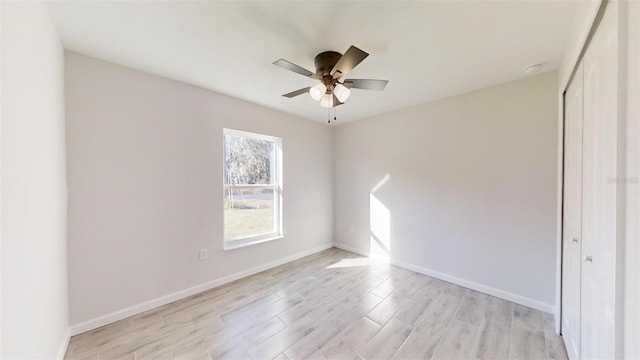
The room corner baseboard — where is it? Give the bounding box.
[332,242,555,314]
[332,242,369,257]
[56,327,71,360]
[70,243,333,336]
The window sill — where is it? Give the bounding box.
[223,234,284,251]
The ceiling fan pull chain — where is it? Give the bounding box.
[327,109,331,124]
[334,107,337,122]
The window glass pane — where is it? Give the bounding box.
[224,134,274,185]
[224,188,275,240]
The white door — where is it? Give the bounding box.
[581,5,619,359]
[562,61,583,360]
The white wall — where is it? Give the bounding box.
[333,71,558,311]
[1,2,69,358]
[65,52,333,330]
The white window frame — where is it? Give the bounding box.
[223,128,283,250]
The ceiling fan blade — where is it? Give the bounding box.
[343,79,388,91]
[333,93,343,107]
[282,87,311,98]
[331,45,369,79]
[273,59,320,79]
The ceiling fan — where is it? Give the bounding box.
[273,45,389,109]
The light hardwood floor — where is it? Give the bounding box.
[65,248,568,360]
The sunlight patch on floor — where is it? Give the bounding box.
[326,257,374,268]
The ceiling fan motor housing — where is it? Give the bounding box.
[314,51,342,79]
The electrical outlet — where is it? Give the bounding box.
[199,248,208,261]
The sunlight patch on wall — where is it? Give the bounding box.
[371,173,390,193]
[370,193,391,262]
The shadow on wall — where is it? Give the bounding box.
[370,174,391,262]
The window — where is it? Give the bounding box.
[223,129,282,249]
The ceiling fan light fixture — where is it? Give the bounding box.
[333,83,351,103]
[274,45,388,111]
[320,93,334,108]
[309,83,326,101]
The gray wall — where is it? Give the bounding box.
[333,71,559,309]
[65,52,333,327]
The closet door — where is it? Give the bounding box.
[581,5,618,359]
[561,61,583,360]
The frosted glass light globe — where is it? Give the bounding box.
[309,83,326,101]
[333,83,351,103]
[320,93,334,108]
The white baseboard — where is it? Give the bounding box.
[70,243,333,336]
[56,327,71,359]
[333,242,369,257]
[333,242,555,314]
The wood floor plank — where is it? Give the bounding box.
[455,292,491,325]
[358,318,413,360]
[127,325,204,359]
[416,291,464,329]
[511,326,548,360]
[542,313,568,360]
[63,348,98,360]
[391,291,464,360]
[310,293,383,330]
[366,293,411,326]
[169,331,214,360]
[173,353,211,360]
[283,322,341,360]
[370,277,396,298]
[432,318,481,359]
[273,353,290,360]
[220,292,281,324]
[485,295,515,326]
[209,316,287,359]
[239,291,308,328]
[96,316,198,359]
[393,289,439,325]
[277,295,327,325]
[472,319,511,359]
[392,324,448,360]
[513,304,545,337]
[247,316,315,360]
[319,317,381,360]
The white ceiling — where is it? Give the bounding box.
[46,1,589,124]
